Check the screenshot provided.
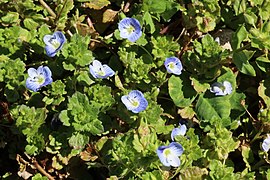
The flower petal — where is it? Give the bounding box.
[128,31,142,42]
[168,142,184,156]
[45,45,57,57]
[26,78,40,92]
[167,154,181,167]
[54,31,66,47]
[27,68,38,78]
[43,35,53,46]
[156,146,171,167]
[121,95,135,111]
[262,135,270,152]
[210,82,225,96]
[171,124,187,141]
[223,81,233,95]
[102,65,115,77]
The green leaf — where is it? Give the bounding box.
[232,25,248,50]
[144,12,155,34]
[233,50,256,76]
[234,0,247,15]
[77,71,94,86]
[59,110,71,126]
[168,74,197,107]
[190,76,210,93]
[32,173,48,180]
[1,12,19,24]
[196,94,231,122]
[23,18,39,30]
[256,56,270,72]
[241,145,254,170]
[143,0,166,14]
[179,167,208,180]
[25,145,39,155]
[69,133,89,150]
[258,78,270,108]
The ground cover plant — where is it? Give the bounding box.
[1,0,270,179]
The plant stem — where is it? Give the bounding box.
[39,0,56,18]
[138,45,153,59]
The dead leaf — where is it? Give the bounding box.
[85,0,110,10]
[102,9,118,23]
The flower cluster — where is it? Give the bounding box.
[26,31,67,91]
[156,123,186,167]
[210,81,232,96]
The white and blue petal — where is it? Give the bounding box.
[27,68,39,78]
[262,134,270,152]
[26,66,53,92]
[164,57,183,75]
[223,81,233,95]
[210,81,232,96]
[45,45,58,57]
[89,60,115,79]
[156,146,171,167]
[26,78,41,92]
[171,124,187,141]
[118,17,142,42]
[156,142,184,167]
[43,31,66,57]
[121,90,148,113]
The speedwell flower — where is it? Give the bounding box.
[164,57,183,75]
[121,90,148,113]
[43,31,66,57]
[171,124,187,141]
[26,66,53,92]
[262,134,270,152]
[210,81,232,96]
[157,142,184,167]
[89,60,115,79]
[118,17,142,42]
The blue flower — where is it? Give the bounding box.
[43,31,66,57]
[210,81,232,96]
[171,124,187,141]
[121,90,148,113]
[262,134,270,152]
[164,57,183,75]
[26,66,53,92]
[118,17,142,42]
[89,60,115,79]
[157,142,184,167]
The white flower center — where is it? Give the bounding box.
[128,97,139,108]
[126,25,135,34]
[163,148,171,158]
[49,38,60,49]
[168,62,175,70]
[33,75,45,85]
[96,67,106,76]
